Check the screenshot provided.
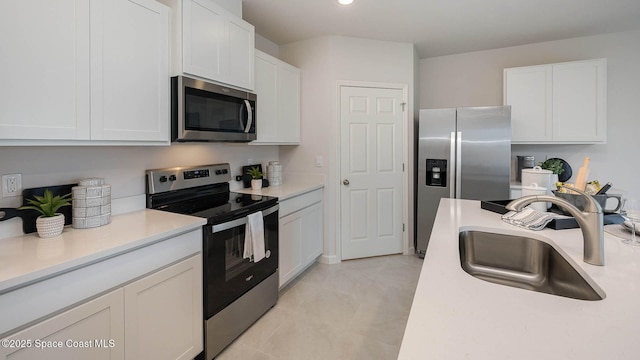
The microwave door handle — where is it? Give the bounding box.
[239,102,247,131]
[243,99,253,133]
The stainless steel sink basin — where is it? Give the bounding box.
[459,229,605,300]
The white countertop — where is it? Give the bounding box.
[0,209,206,293]
[233,177,324,200]
[399,198,640,359]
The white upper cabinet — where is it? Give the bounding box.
[0,0,91,141]
[504,59,607,144]
[0,0,170,145]
[252,50,301,145]
[91,0,170,142]
[178,0,255,90]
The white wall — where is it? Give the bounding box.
[420,30,640,199]
[255,33,280,58]
[0,144,278,237]
[280,35,416,262]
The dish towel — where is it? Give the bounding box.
[501,206,562,231]
[243,211,265,263]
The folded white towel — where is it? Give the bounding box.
[243,211,265,263]
[501,206,563,231]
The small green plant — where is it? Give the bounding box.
[539,158,565,175]
[246,166,264,180]
[19,189,71,217]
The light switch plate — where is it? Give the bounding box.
[2,174,22,197]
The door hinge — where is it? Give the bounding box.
[402,163,405,172]
[401,102,407,112]
[402,223,405,232]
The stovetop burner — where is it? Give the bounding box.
[145,163,278,224]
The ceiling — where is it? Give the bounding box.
[241,0,640,58]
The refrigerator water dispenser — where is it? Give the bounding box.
[426,159,447,187]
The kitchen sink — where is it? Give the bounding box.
[459,229,605,300]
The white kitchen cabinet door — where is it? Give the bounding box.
[0,289,125,360]
[124,255,203,360]
[252,50,301,145]
[0,0,91,140]
[279,211,304,289]
[278,189,324,288]
[225,16,255,90]
[301,203,323,265]
[182,0,225,82]
[504,59,606,144]
[503,65,552,142]
[181,0,254,90]
[90,0,170,142]
[552,59,606,143]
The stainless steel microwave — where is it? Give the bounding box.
[171,76,257,142]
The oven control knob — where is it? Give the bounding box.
[169,175,177,181]
[159,176,167,183]
[215,170,222,175]
[265,250,271,259]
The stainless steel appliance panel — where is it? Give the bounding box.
[172,76,257,142]
[416,108,456,257]
[457,106,511,201]
[205,271,278,360]
[416,106,511,257]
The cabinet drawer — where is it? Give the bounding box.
[279,189,323,218]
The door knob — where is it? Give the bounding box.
[343,179,350,186]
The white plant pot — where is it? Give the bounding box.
[36,213,65,238]
[251,179,263,190]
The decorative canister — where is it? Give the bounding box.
[521,183,551,211]
[521,166,554,191]
[72,178,112,229]
[267,161,282,186]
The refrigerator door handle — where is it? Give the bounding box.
[450,132,456,198]
[456,131,462,198]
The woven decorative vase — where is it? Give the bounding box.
[36,214,65,238]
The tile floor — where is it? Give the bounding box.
[216,254,424,360]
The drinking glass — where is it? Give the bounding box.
[621,198,640,246]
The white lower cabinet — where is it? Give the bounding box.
[0,255,202,360]
[0,289,125,360]
[278,189,323,289]
[124,255,202,360]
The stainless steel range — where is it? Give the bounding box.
[146,163,279,359]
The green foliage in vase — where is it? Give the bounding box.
[246,166,264,179]
[539,158,565,175]
[19,189,71,217]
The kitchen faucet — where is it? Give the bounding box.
[506,186,605,266]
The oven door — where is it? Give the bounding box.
[204,204,278,317]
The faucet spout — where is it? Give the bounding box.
[506,186,605,266]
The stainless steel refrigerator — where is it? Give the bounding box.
[416,106,511,257]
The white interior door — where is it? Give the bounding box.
[340,85,404,260]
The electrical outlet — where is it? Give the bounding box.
[2,174,22,197]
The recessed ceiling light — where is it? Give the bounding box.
[338,0,354,5]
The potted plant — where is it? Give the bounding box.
[246,166,264,190]
[19,189,72,238]
[539,158,565,185]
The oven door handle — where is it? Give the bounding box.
[211,204,279,233]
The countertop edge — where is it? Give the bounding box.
[0,209,206,294]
